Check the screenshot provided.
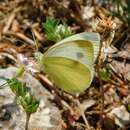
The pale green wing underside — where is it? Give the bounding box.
[60,32,101,62]
[46,32,100,62]
[42,57,93,94]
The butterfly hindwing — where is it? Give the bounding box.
[42,57,93,94]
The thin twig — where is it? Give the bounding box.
[3,13,16,33]
[36,74,71,108]
[95,41,105,129]
[2,7,22,33]
[4,31,34,45]
[96,64,104,129]
[25,113,31,130]
[32,27,45,42]
[76,99,91,130]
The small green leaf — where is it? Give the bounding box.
[15,66,25,77]
[99,68,111,81]
[43,17,74,42]
[19,93,39,114]
[7,78,26,96]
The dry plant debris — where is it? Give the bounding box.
[0,0,130,130]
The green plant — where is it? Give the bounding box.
[99,68,111,81]
[19,93,39,114]
[43,17,74,42]
[0,77,39,130]
[7,78,26,96]
[19,93,39,130]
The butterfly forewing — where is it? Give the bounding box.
[50,32,101,62]
[44,40,94,66]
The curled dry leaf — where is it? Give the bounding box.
[108,105,130,128]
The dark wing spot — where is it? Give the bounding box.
[77,52,84,59]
